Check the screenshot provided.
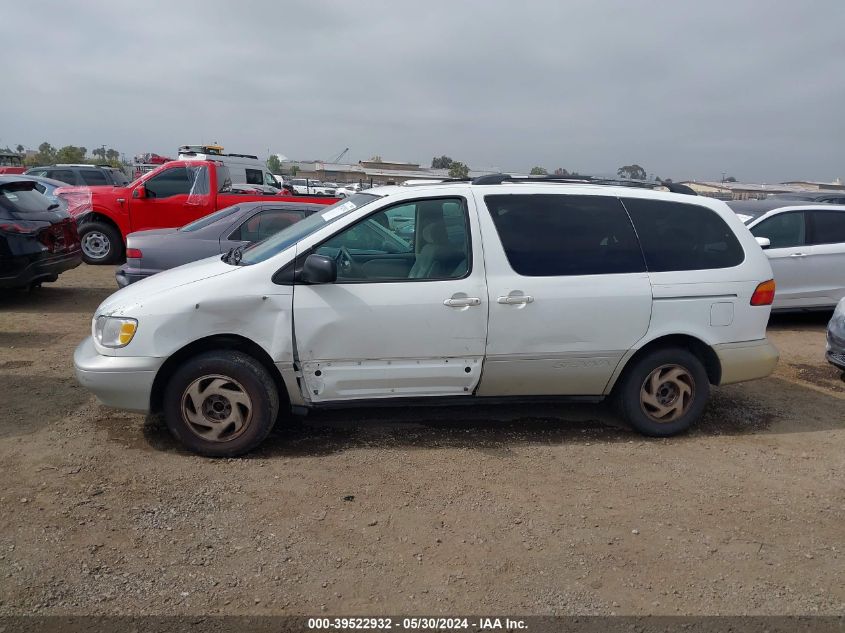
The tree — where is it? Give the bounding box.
[553,168,570,176]
[92,147,106,161]
[105,148,120,164]
[617,164,647,180]
[725,176,737,182]
[55,145,87,164]
[431,155,454,169]
[266,154,282,174]
[530,166,548,175]
[289,165,299,177]
[448,161,469,179]
[15,144,24,154]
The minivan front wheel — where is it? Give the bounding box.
[163,351,279,456]
[616,348,710,437]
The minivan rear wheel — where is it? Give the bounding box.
[616,347,710,437]
[163,351,279,457]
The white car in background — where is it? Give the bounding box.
[731,201,845,310]
[335,182,367,198]
[289,179,336,197]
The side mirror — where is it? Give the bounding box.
[755,236,771,249]
[133,185,146,199]
[299,254,337,284]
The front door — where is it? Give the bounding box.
[130,165,213,232]
[292,196,488,402]
[748,210,811,308]
[475,192,653,396]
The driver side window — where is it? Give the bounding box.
[314,198,470,282]
[750,212,805,249]
[145,166,208,199]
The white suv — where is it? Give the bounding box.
[74,177,779,456]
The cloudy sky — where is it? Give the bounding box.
[1,0,843,182]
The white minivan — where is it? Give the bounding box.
[74,177,779,456]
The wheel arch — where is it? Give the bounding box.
[606,333,721,394]
[150,334,288,414]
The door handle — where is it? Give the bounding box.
[497,295,534,305]
[789,253,807,258]
[443,297,481,307]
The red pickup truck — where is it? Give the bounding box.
[57,160,336,264]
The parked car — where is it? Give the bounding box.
[827,299,845,371]
[729,201,845,310]
[335,183,369,198]
[55,160,336,264]
[0,176,82,290]
[229,183,282,195]
[289,179,336,196]
[115,201,323,287]
[26,164,129,187]
[75,176,778,457]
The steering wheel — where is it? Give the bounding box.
[335,246,359,278]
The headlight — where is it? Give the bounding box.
[93,316,138,348]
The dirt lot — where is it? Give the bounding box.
[0,265,843,616]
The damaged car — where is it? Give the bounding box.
[75,176,779,456]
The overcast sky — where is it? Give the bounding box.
[2,0,843,182]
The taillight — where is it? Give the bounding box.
[751,279,776,306]
[126,248,142,259]
[0,221,44,234]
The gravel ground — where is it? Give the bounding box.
[0,265,843,616]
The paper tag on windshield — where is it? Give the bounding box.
[322,201,357,221]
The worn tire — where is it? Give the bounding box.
[615,347,710,437]
[163,351,279,457]
[79,221,123,264]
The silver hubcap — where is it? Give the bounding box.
[181,374,252,442]
[82,231,110,259]
[639,364,695,423]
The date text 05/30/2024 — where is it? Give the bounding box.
[307,617,528,630]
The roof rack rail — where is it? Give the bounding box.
[469,173,697,195]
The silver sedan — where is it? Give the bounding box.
[115,201,323,287]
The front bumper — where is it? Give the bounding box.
[0,250,82,289]
[714,338,779,385]
[73,337,164,412]
[826,328,845,370]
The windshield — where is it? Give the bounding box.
[180,204,241,232]
[238,193,381,265]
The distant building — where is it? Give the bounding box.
[679,181,798,200]
[280,158,526,185]
[780,179,844,191]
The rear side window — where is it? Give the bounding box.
[80,170,108,186]
[231,208,306,242]
[622,198,744,271]
[48,169,76,184]
[809,210,845,245]
[245,169,263,185]
[484,194,645,276]
[750,211,805,248]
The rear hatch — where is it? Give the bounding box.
[0,181,81,255]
